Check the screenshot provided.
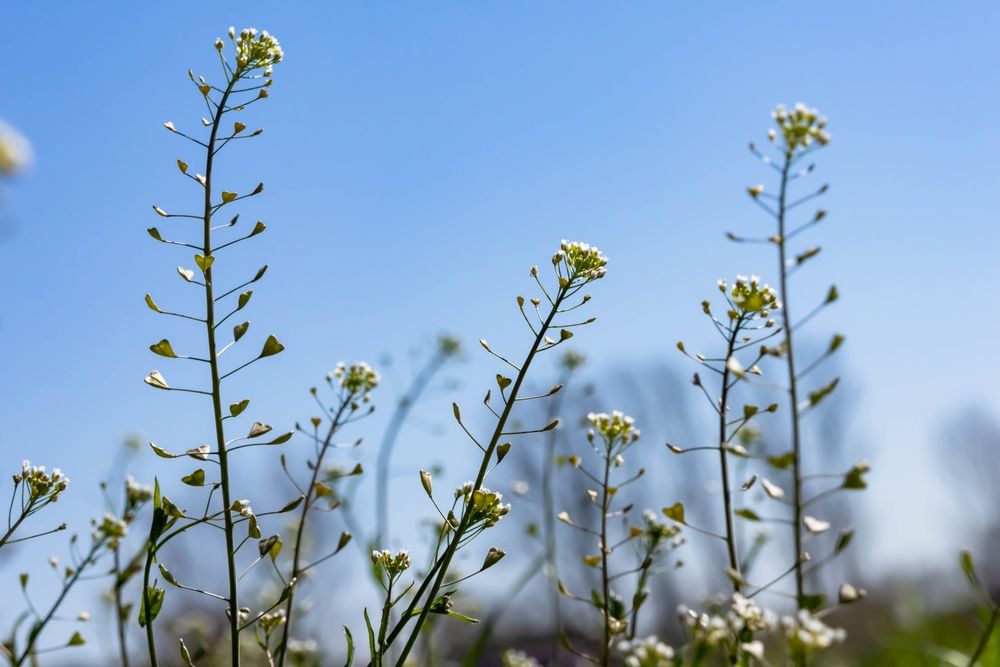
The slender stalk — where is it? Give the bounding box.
[0,512,27,550]
[201,74,242,667]
[719,321,743,593]
[14,542,101,667]
[141,546,160,667]
[389,287,568,666]
[113,547,131,667]
[275,399,352,667]
[968,604,999,667]
[775,153,805,606]
[599,447,613,666]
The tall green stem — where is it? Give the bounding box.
[276,399,352,667]
[775,153,805,608]
[202,73,242,667]
[719,321,743,593]
[390,287,567,666]
[599,448,613,666]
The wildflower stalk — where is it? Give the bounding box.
[718,321,743,593]
[598,443,614,665]
[276,381,368,667]
[969,605,999,667]
[385,241,606,666]
[113,548,130,667]
[393,288,566,665]
[146,28,284,667]
[773,155,806,606]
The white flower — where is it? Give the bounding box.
[557,240,608,282]
[500,649,542,667]
[783,610,846,654]
[617,635,674,666]
[587,410,640,444]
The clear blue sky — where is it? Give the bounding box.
[3,0,999,636]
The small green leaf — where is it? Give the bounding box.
[150,339,177,358]
[252,264,268,281]
[138,586,165,627]
[19,573,28,588]
[743,404,759,419]
[496,442,511,463]
[496,374,512,390]
[829,333,845,353]
[267,431,294,445]
[248,515,261,539]
[259,335,285,358]
[452,402,462,422]
[826,284,839,304]
[342,626,355,667]
[194,254,214,272]
[149,442,177,459]
[798,593,826,612]
[144,294,162,313]
[258,535,279,558]
[147,227,164,242]
[180,469,206,486]
[961,550,981,590]
[337,532,352,553]
[808,378,840,407]
[233,321,249,342]
[229,399,249,417]
[280,496,304,513]
[221,191,237,203]
[158,563,178,586]
[767,451,796,470]
[835,528,855,554]
[734,508,760,521]
[67,632,85,647]
[238,290,253,310]
[250,221,266,237]
[363,608,376,663]
[662,502,685,524]
[177,159,188,174]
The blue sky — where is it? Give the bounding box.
[2,0,1000,643]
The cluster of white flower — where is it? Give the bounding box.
[15,461,69,503]
[330,361,380,398]
[229,27,284,71]
[729,593,777,633]
[259,608,287,634]
[94,513,128,542]
[679,606,729,648]
[782,610,846,654]
[617,635,674,667]
[554,240,608,283]
[770,103,830,151]
[642,509,681,542]
[500,649,542,667]
[719,275,780,318]
[587,410,641,445]
[0,120,32,177]
[372,548,411,577]
[466,487,510,528]
[126,476,153,506]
